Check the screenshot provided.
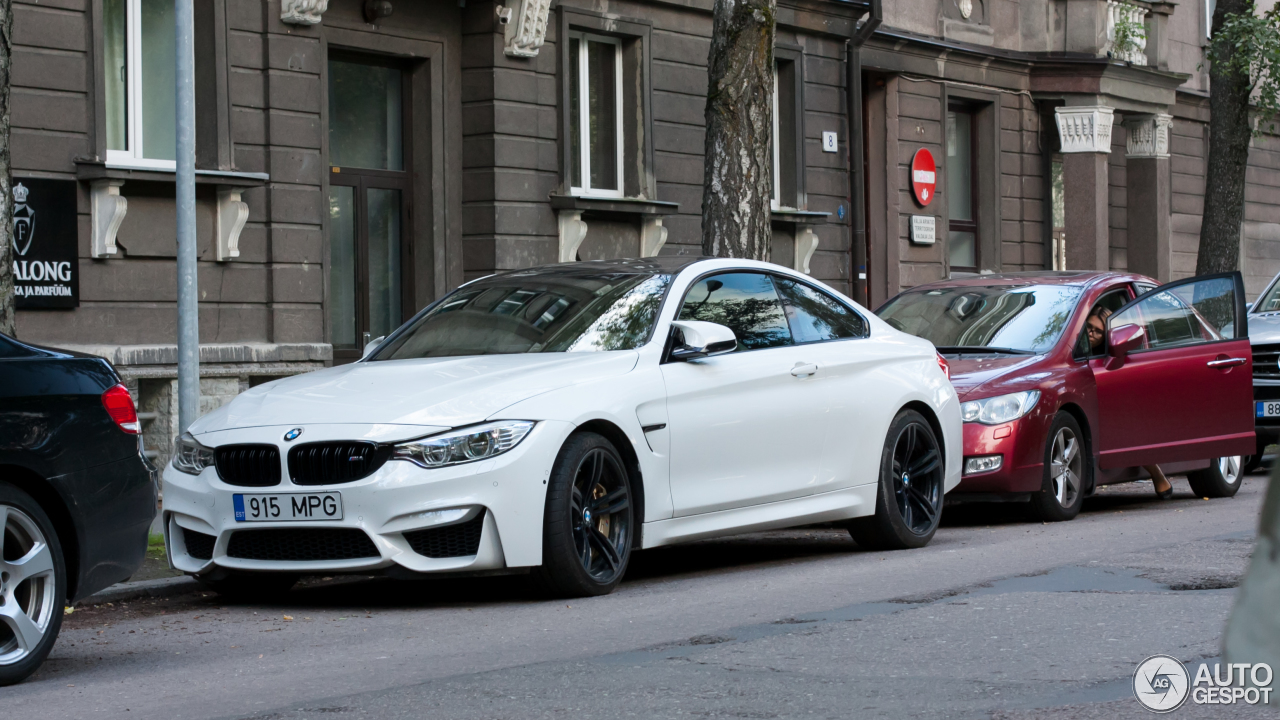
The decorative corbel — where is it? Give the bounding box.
[215,188,249,262]
[1123,113,1173,159]
[1054,106,1115,154]
[497,0,552,58]
[558,210,588,263]
[794,227,820,275]
[281,0,328,25]
[640,218,668,257]
[90,179,127,258]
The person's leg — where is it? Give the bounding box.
[1145,464,1172,498]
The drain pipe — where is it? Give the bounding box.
[847,0,880,307]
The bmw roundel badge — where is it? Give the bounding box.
[284,428,304,442]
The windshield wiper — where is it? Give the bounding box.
[934,345,1036,355]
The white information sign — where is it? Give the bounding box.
[910,215,936,245]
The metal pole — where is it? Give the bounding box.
[175,0,199,432]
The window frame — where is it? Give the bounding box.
[946,104,979,273]
[771,46,806,211]
[567,31,625,199]
[103,0,176,170]
[325,50,416,364]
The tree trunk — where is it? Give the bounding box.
[0,0,12,337]
[702,0,775,260]
[1198,0,1252,277]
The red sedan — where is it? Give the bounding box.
[876,270,1254,521]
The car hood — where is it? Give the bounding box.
[946,354,1044,399]
[190,351,640,435]
[1249,311,1280,345]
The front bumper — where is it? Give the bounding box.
[949,414,1048,496]
[162,421,568,575]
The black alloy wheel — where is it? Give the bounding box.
[849,409,945,550]
[534,432,633,597]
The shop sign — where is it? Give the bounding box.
[911,148,937,206]
[11,177,79,309]
[910,215,936,245]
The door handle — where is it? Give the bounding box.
[791,362,818,377]
[1207,357,1247,368]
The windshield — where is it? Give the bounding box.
[876,284,1083,354]
[1253,278,1280,313]
[373,270,672,360]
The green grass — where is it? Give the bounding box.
[147,532,166,560]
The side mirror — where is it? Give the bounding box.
[669,320,737,361]
[1106,324,1145,362]
[361,335,386,360]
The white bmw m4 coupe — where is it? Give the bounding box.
[163,257,961,597]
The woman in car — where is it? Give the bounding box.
[1086,306,1174,500]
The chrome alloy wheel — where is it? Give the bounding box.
[0,505,57,666]
[1218,456,1243,486]
[1050,427,1083,508]
[570,448,631,583]
[889,421,944,536]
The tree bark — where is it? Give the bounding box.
[1198,0,1252,277]
[702,0,775,260]
[0,0,12,337]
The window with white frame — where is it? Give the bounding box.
[104,0,177,168]
[770,57,801,210]
[568,32,623,197]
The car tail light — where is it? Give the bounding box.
[936,352,951,380]
[102,384,141,434]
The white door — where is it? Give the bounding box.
[661,272,828,516]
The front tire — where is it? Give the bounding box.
[532,432,633,598]
[1029,413,1088,522]
[848,409,945,550]
[0,483,66,687]
[1187,456,1243,498]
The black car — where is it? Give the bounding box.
[0,332,156,685]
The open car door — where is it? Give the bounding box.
[1093,271,1254,469]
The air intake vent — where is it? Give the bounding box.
[215,444,282,487]
[226,528,379,562]
[1254,344,1280,380]
[403,511,486,558]
[182,528,216,560]
[288,441,390,486]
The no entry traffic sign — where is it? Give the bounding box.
[911,148,937,207]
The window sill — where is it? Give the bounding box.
[771,208,830,225]
[550,194,679,217]
[75,160,269,187]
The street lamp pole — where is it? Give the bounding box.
[175,0,199,432]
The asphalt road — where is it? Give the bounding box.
[6,473,1276,720]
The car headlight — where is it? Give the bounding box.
[960,391,1041,425]
[172,432,216,475]
[392,421,535,469]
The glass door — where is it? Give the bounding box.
[327,53,412,362]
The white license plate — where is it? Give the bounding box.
[1258,401,1280,419]
[233,492,343,522]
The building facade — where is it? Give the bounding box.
[7,0,1275,462]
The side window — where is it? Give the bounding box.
[678,273,793,351]
[1134,282,1158,297]
[774,277,867,343]
[1076,289,1131,359]
[1110,276,1236,351]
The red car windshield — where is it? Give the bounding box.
[877,284,1083,355]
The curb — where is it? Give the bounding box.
[78,575,201,606]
